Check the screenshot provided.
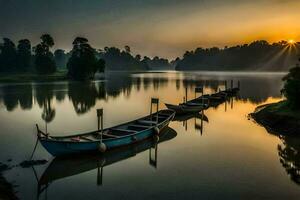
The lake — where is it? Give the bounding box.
[1,71,299,200]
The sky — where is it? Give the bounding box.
[1,0,300,59]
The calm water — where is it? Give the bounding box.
[1,71,299,200]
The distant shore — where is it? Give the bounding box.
[0,70,287,83]
[0,71,68,83]
[251,101,300,135]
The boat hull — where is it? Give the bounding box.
[39,110,175,156]
[165,103,204,115]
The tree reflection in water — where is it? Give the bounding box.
[278,135,300,185]
[1,84,33,111]
[0,73,283,125]
[68,82,105,115]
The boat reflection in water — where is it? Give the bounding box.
[173,111,209,134]
[37,127,177,198]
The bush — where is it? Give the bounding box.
[282,65,300,109]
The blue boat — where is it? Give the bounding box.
[36,109,175,156]
[35,127,177,196]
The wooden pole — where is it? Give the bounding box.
[156,100,159,124]
[238,80,240,89]
[201,110,204,135]
[97,109,103,143]
[231,80,233,89]
[151,98,159,124]
[225,80,227,90]
[97,161,103,186]
[185,87,188,103]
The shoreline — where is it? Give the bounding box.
[0,70,287,84]
[251,101,300,136]
[0,72,67,83]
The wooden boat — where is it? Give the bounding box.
[165,103,207,115]
[37,127,177,195]
[36,109,175,156]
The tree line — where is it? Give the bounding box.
[0,34,105,80]
[175,40,300,71]
[2,37,298,77]
[0,35,173,80]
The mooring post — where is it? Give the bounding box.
[201,110,204,135]
[194,87,203,103]
[97,108,103,143]
[151,98,159,124]
[185,87,188,103]
[97,161,103,186]
[225,80,227,90]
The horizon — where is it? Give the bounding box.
[1,37,299,61]
[1,0,300,59]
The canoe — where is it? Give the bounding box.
[36,109,175,156]
[37,127,177,194]
[165,103,207,115]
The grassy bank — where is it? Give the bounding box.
[0,71,67,83]
[251,101,300,135]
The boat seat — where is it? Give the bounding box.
[111,128,137,133]
[129,124,150,128]
[93,130,121,138]
[80,136,95,141]
[138,120,158,125]
[158,113,170,117]
[157,115,167,119]
[102,133,120,138]
[185,102,205,106]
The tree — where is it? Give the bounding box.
[34,34,56,74]
[67,37,105,81]
[17,39,31,72]
[282,61,300,109]
[54,49,67,69]
[135,54,141,61]
[0,38,18,72]
[124,45,131,54]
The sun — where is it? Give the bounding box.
[288,39,295,44]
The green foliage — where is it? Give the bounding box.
[54,49,68,68]
[100,47,150,71]
[282,65,300,109]
[67,37,105,81]
[0,38,18,72]
[34,34,56,74]
[17,39,32,72]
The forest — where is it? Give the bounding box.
[1,37,299,81]
[0,35,172,80]
[175,40,299,71]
